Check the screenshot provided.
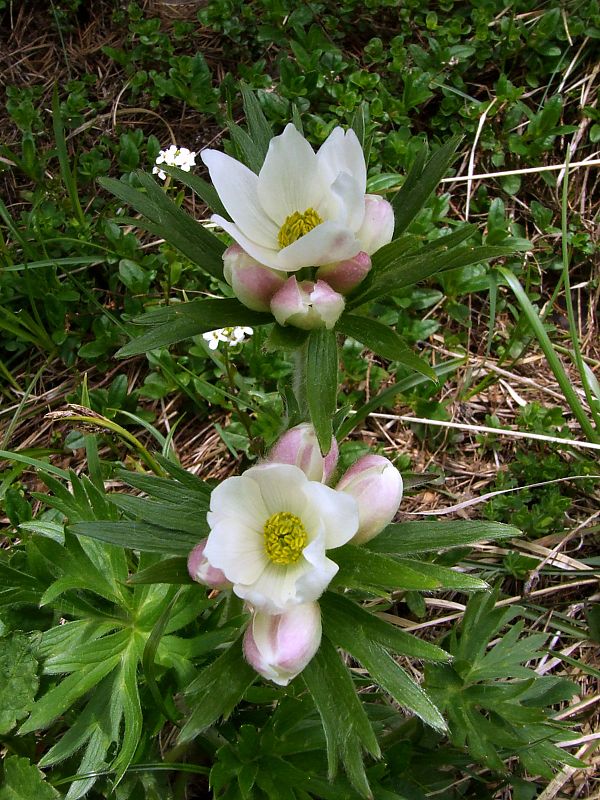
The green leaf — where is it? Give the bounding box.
[391,136,462,235]
[0,633,39,734]
[332,545,442,592]
[306,329,338,453]
[335,630,447,733]
[179,637,255,743]
[367,520,520,555]
[303,636,379,797]
[71,520,200,556]
[116,298,271,358]
[337,314,436,380]
[20,653,122,734]
[240,83,273,160]
[117,462,210,502]
[228,122,266,173]
[98,172,225,279]
[159,165,228,217]
[354,243,526,308]
[142,589,183,724]
[111,644,143,783]
[321,592,450,663]
[393,558,489,591]
[127,556,192,585]
[0,757,60,800]
[109,494,209,536]
[52,86,84,227]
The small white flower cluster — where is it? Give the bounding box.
[202,326,253,350]
[152,145,196,181]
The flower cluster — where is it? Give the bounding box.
[188,423,403,685]
[201,325,253,350]
[153,145,197,181]
[201,125,394,330]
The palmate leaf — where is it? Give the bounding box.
[0,756,60,800]
[0,633,39,735]
[425,591,581,778]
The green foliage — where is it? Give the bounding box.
[425,591,581,778]
[0,757,60,800]
[0,633,39,735]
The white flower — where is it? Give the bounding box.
[202,326,253,350]
[203,463,359,614]
[201,124,374,272]
[152,144,196,181]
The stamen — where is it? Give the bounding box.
[278,208,323,249]
[263,512,308,565]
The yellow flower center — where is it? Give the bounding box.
[263,511,308,565]
[278,208,323,249]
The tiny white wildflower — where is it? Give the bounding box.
[202,326,254,350]
[152,145,197,181]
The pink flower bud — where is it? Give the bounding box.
[187,539,232,589]
[316,251,372,294]
[356,195,395,256]
[270,277,345,330]
[223,244,286,312]
[243,602,322,686]
[336,455,403,544]
[269,422,338,482]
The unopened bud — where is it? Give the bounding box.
[316,251,372,294]
[270,277,345,330]
[336,455,403,544]
[269,423,338,482]
[243,602,322,686]
[187,539,232,589]
[223,244,286,312]
[356,195,395,256]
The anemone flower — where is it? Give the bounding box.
[203,463,359,614]
[201,124,371,272]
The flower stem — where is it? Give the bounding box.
[222,349,257,451]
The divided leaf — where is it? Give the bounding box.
[0,633,39,735]
[0,757,60,800]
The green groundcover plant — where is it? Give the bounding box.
[0,90,584,800]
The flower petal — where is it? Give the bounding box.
[211,216,282,270]
[204,520,267,584]
[302,481,359,548]
[257,124,325,225]
[201,150,279,246]
[275,220,361,270]
[244,463,309,518]
[328,172,366,231]
[317,127,367,194]
[236,560,307,613]
[297,537,339,599]
[208,474,268,530]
